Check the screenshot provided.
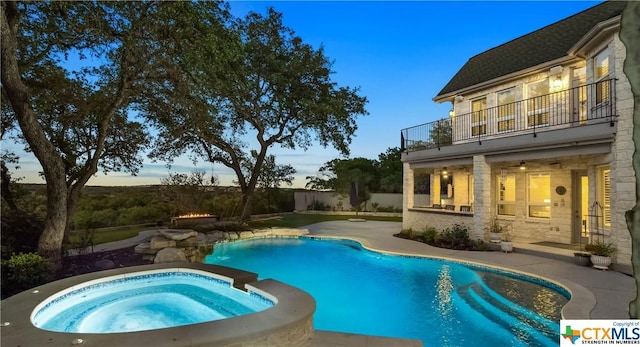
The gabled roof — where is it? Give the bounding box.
[435,1,627,101]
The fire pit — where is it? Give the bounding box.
[170,214,219,228]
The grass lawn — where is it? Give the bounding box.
[69,226,151,245]
[248,213,402,229]
[70,214,402,245]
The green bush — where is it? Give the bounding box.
[399,228,416,239]
[0,210,43,259]
[439,223,471,248]
[421,226,437,244]
[1,253,52,298]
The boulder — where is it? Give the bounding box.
[159,229,198,241]
[227,232,239,240]
[154,247,187,263]
[134,242,157,255]
[252,229,273,238]
[239,231,254,239]
[150,236,176,250]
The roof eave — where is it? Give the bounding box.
[432,56,580,104]
[568,16,621,58]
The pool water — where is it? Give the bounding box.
[32,270,273,333]
[205,237,568,346]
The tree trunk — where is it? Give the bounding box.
[2,2,68,269]
[239,147,268,221]
[620,1,640,319]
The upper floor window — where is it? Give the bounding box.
[497,88,516,132]
[594,49,610,104]
[528,173,550,218]
[525,79,550,127]
[595,49,609,79]
[471,97,487,136]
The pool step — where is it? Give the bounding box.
[457,283,558,346]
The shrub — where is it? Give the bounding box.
[1,253,52,298]
[440,223,470,249]
[399,228,416,239]
[421,226,437,244]
[471,239,490,251]
[0,210,44,258]
[68,229,95,255]
[585,241,616,257]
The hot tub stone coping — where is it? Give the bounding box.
[1,262,316,347]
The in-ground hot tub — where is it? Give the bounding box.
[1,263,315,347]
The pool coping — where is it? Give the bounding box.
[0,262,316,347]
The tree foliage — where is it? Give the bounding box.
[160,171,216,217]
[306,157,379,209]
[378,147,403,193]
[306,147,403,196]
[140,7,368,220]
[0,1,231,265]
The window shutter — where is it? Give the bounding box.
[603,169,611,226]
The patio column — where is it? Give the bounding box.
[403,162,414,212]
[432,171,441,205]
[473,155,492,240]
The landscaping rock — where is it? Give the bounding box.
[150,236,176,250]
[159,229,198,241]
[134,242,157,255]
[239,231,254,239]
[154,247,187,263]
[252,229,273,238]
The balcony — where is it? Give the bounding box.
[401,79,617,152]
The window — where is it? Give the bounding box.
[413,173,430,194]
[528,173,550,218]
[526,79,550,127]
[497,173,516,216]
[598,168,611,227]
[594,49,610,105]
[497,88,516,132]
[471,98,487,136]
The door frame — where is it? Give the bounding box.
[572,170,589,244]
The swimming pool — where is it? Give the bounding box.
[205,237,568,346]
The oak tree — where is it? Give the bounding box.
[142,8,368,220]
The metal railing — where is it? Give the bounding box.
[401,79,617,152]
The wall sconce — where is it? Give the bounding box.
[448,109,454,118]
[442,167,448,176]
[553,76,562,89]
[520,161,526,170]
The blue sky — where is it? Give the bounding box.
[3,1,602,188]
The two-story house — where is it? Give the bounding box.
[401,1,634,270]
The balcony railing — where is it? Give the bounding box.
[401,79,617,152]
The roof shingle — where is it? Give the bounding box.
[435,1,627,99]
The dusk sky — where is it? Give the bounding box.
[3,1,603,188]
